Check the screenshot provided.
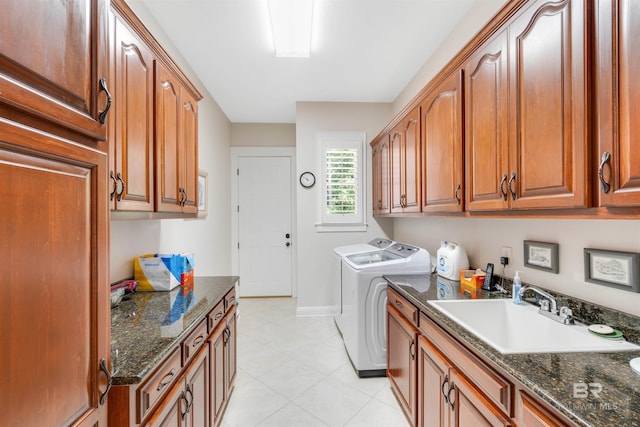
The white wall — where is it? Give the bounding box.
[392,218,640,317]
[393,0,508,115]
[295,102,394,314]
[110,2,232,282]
[388,0,640,317]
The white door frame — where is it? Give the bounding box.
[231,147,297,297]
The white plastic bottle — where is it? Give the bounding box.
[512,271,522,305]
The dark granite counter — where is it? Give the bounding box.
[385,273,640,427]
[111,276,238,385]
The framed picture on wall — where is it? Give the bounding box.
[198,170,208,218]
[524,240,559,273]
[584,248,640,292]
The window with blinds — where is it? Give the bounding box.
[325,148,357,215]
[316,131,366,231]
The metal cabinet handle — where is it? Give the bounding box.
[447,382,456,411]
[156,368,176,392]
[409,340,415,360]
[507,171,516,200]
[185,384,194,414]
[192,335,205,348]
[99,359,112,406]
[109,171,118,201]
[454,183,461,205]
[499,173,508,201]
[180,391,189,420]
[116,172,125,201]
[98,78,112,124]
[441,374,449,404]
[286,242,291,247]
[214,312,223,321]
[598,151,611,194]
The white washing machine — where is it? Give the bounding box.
[331,238,394,315]
[335,242,431,377]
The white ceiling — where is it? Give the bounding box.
[132,0,477,123]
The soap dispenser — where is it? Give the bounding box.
[512,271,522,305]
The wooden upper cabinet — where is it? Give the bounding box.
[0,0,110,139]
[110,14,155,211]
[391,108,421,213]
[420,70,464,213]
[465,31,510,212]
[594,0,640,207]
[507,0,589,209]
[155,61,199,214]
[371,134,391,215]
[0,121,109,427]
[180,89,199,214]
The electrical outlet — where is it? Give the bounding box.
[501,246,512,260]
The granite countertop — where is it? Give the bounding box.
[111,276,238,385]
[385,274,640,427]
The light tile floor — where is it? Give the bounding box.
[221,297,410,427]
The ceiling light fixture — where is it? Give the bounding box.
[267,0,314,58]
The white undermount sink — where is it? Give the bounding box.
[428,299,640,354]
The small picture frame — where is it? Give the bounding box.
[584,248,640,292]
[197,170,208,218]
[524,240,559,273]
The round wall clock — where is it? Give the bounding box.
[299,171,316,188]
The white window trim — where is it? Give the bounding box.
[315,131,367,233]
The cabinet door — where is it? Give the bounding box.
[225,309,238,393]
[0,120,109,426]
[155,61,183,213]
[112,15,154,211]
[372,134,391,215]
[403,109,421,213]
[465,31,510,212]
[180,90,199,214]
[145,379,187,427]
[0,0,110,139]
[421,71,463,213]
[210,323,226,426]
[390,127,404,213]
[594,0,640,206]
[507,0,588,209]
[450,370,513,427]
[185,345,209,427]
[418,337,449,427]
[387,304,418,425]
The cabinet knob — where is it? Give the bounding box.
[598,151,611,194]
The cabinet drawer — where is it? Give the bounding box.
[182,319,208,366]
[224,288,237,312]
[388,287,418,326]
[518,390,569,427]
[419,312,513,416]
[207,300,225,335]
[137,347,181,423]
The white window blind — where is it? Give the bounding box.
[316,132,366,232]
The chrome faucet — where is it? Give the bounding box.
[518,286,574,325]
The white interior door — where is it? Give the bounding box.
[238,156,293,296]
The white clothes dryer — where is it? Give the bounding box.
[335,242,431,377]
[331,238,394,315]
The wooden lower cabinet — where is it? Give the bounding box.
[387,301,418,425]
[211,307,237,426]
[110,289,236,426]
[387,287,573,427]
